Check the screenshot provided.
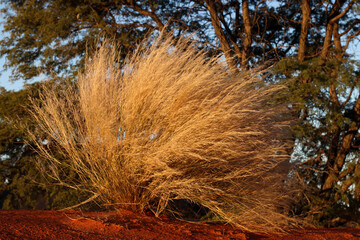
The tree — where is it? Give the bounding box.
[190,0,360,224]
[1,0,299,80]
[0,83,46,209]
[0,82,93,210]
[202,0,299,71]
[0,0,203,81]
[274,0,360,224]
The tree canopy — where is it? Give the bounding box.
[0,0,204,80]
[1,0,305,79]
[274,0,360,224]
[0,82,99,210]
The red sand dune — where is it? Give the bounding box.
[0,210,359,240]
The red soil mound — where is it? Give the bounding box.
[0,210,359,240]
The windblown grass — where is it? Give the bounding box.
[30,34,298,232]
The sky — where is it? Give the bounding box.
[0,4,41,91]
[0,44,24,91]
[0,6,24,91]
[0,58,24,91]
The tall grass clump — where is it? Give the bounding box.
[30,34,298,232]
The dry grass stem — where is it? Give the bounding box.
[30,34,298,232]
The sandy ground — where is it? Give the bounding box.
[0,210,359,240]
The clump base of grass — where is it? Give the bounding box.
[30,34,299,233]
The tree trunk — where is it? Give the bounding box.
[320,0,346,60]
[298,0,310,64]
[320,1,350,191]
[241,0,251,69]
[205,0,238,73]
[333,23,344,60]
[323,96,360,191]
[355,162,360,199]
[320,23,334,60]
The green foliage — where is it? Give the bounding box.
[0,155,93,210]
[274,55,360,225]
[0,0,203,81]
[0,0,309,80]
[0,83,94,210]
[268,1,360,225]
[0,83,39,163]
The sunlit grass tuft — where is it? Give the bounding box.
[30,34,298,232]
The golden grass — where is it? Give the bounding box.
[29,34,298,232]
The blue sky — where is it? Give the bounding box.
[0,58,24,91]
[0,7,24,91]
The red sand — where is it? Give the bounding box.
[0,210,359,239]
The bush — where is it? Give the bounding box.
[0,83,94,211]
[29,34,298,232]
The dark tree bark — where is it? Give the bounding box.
[298,0,310,64]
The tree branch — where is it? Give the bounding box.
[340,85,354,108]
[204,0,238,73]
[298,0,311,64]
[329,0,355,24]
[126,1,165,31]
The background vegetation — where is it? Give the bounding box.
[0,82,97,210]
[1,0,360,228]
